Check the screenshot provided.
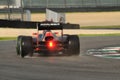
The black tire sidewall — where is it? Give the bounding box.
[65,35,80,55]
[19,36,33,58]
[16,35,23,55]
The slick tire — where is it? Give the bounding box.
[65,35,80,55]
[16,35,23,56]
[19,36,33,58]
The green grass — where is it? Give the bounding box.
[0,33,120,41]
[79,33,120,36]
[0,37,17,40]
[81,25,120,29]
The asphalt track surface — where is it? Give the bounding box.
[1,36,120,80]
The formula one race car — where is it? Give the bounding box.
[16,22,80,58]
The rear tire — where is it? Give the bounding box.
[19,36,33,58]
[16,35,23,55]
[64,35,80,55]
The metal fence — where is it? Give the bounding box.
[23,0,120,8]
[0,9,31,21]
[0,0,120,8]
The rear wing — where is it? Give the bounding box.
[38,22,63,30]
[0,19,79,29]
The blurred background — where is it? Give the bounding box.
[0,0,120,26]
[0,0,120,11]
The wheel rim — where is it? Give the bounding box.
[19,42,22,57]
[19,41,25,58]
